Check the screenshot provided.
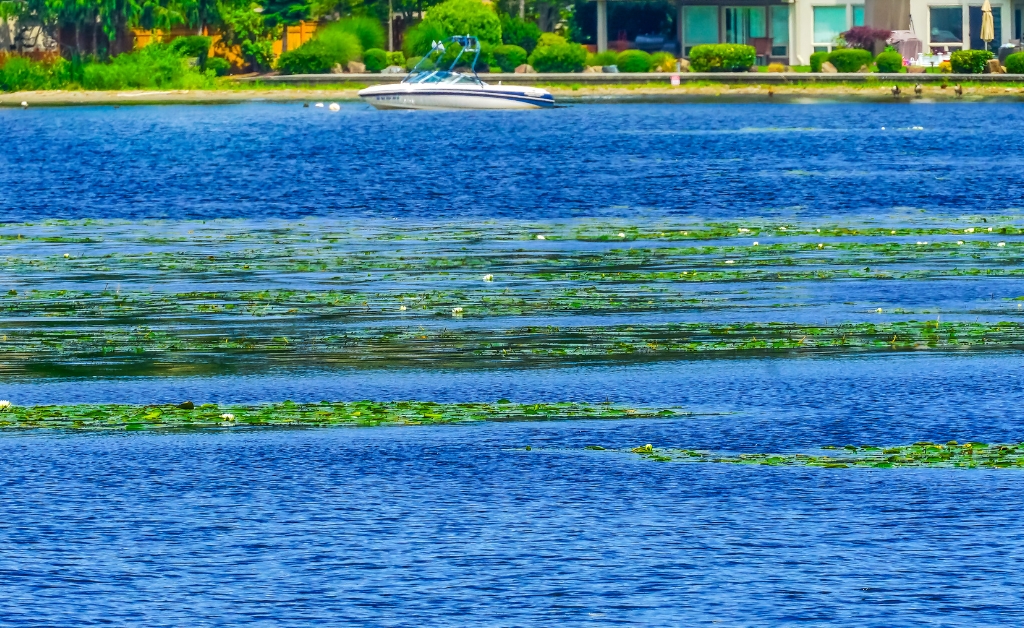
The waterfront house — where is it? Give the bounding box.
[589,0,1018,66]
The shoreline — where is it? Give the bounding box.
[4,81,1024,106]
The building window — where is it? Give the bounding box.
[930,6,963,44]
[853,5,864,26]
[725,7,767,44]
[813,6,848,46]
[685,5,720,52]
[771,5,790,56]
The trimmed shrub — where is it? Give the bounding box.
[875,50,903,72]
[405,55,423,70]
[363,48,388,72]
[766,62,786,72]
[403,20,448,57]
[649,51,675,72]
[422,0,501,46]
[277,30,361,74]
[169,35,212,66]
[827,48,872,72]
[1006,52,1024,74]
[500,15,540,52]
[616,49,652,72]
[205,57,231,76]
[528,42,587,72]
[493,44,527,72]
[586,50,617,66]
[537,33,566,48]
[688,44,755,72]
[950,49,993,73]
[325,17,386,52]
[810,50,830,72]
[386,51,406,66]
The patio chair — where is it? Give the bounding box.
[749,37,772,65]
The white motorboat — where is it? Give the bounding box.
[359,36,554,110]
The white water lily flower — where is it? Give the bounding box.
[817,243,824,249]
[0,400,11,412]
[738,228,750,233]
[957,241,964,245]
[618,232,626,238]
[220,413,234,420]
[988,227,993,232]
[816,229,821,233]
[891,231,896,235]
[399,305,407,311]
[724,260,735,264]
[965,228,974,233]
[780,226,787,231]
[752,241,758,246]
[63,253,70,258]
[536,235,545,240]
[452,307,463,315]
[876,308,883,313]
[998,242,1006,247]
[482,274,493,281]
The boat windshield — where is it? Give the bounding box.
[405,71,482,85]
[403,36,482,84]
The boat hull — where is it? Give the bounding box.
[358,84,554,110]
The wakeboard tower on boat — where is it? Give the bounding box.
[358,36,554,110]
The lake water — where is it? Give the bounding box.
[2,102,1024,625]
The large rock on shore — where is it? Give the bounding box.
[821,62,838,73]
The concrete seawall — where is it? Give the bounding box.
[240,72,1024,85]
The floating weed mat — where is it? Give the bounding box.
[2,320,1024,376]
[0,401,677,431]
[620,442,1024,468]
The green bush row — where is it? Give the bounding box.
[950,49,994,73]
[689,44,755,72]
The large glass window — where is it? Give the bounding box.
[771,5,790,56]
[725,7,767,43]
[813,6,848,44]
[930,6,963,43]
[853,5,864,26]
[686,6,720,48]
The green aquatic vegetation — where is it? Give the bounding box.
[623,441,1024,469]
[2,320,1024,376]
[0,401,675,431]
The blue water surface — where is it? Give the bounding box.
[2,102,1024,626]
[4,101,1024,220]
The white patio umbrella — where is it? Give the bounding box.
[981,0,995,51]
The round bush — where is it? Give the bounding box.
[493,44,527,72]
[277,30,361,75]
[586,50,617,67]
[527,42,587,72]
[363,48,388,72]
[950,49,993,73]
[500,15,540,52]
[169,36,212,63]
[688,44,755,72]
[827,48,872,72]
[405,55,423,70]
[810,51,830,72]
[1006,52,1024,74]
[616,50,652,72]
[874,51,903,73]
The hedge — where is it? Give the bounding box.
[493,44,527,72]
[528,42,587,72]
[688,44,755,72]
[950,49,993,73]
[616,50,651,72]
[363,48,388,72]
[810,51,829,72]
[874,51,903,73]
[827,48,872,72]
[1006,52,1024,74]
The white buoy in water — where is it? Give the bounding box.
[329,102,340,111]
[314,102,324,108]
